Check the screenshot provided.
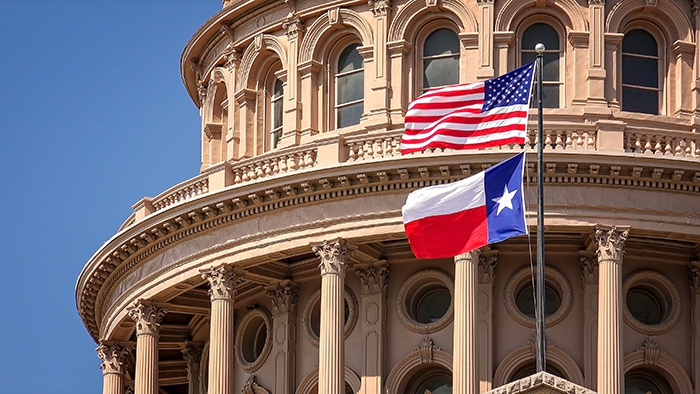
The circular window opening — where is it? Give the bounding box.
[504,266,572,328]
[515,284,561,318]
[303,287,358,347]
[625,370,673,394]
[397,269,454,334]
[622,270,680,335]
[235,308,272,372]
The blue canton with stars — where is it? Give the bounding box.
[482,62,536,111]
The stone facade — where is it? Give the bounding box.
[77,1,700,394]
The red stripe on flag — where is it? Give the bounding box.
[404,206,488,259]
[400,136,526,154]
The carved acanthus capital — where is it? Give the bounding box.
[224,47,241,71]
[313,239,352,276]
[355,261,390,295]
[479,252,498,283]
[368,0,392,16]
[580,253,598,284]
[181,342,203,375]
[415,336,440,364]
[689,261,700,294]
[594,226,628,263]
[128,300,168,336]
[96,341,131,375]
[266,280,299,315]
[455,249,481,264]
[196,80,208,107]
[201,264,244,301]
[283,18,305,40]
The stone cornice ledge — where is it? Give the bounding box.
[486,372,596,394]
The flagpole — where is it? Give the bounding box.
[535,43,546,373]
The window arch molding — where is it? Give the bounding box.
[295,366,361,394]
[299,9,373,65]
[388,0,476,43]
[495,0,585,33]
[412,20,463,99]
[237,34,288,92]
[385,337,452,394]
[493,341,584,387]
[606,0,692,43]
[623,344,693,394]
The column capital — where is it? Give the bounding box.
[266,279,300,315]
[181,341,203,373]
[479,251,499,283]
[96,341,131,375]
[128,300,168,336]
[312,239,352,276]
[283,17,305,40]
[594,226,629,263]
[689,261,700,294]
[580,252,599,284]
[455,249,481,264]
[355,260,390,295]
[368,0,392,16]
[201,264,244,301]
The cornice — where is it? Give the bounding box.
[77,149,700,342]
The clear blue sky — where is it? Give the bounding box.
[0,1,220,392]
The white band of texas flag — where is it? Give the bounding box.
[402,152,528,259]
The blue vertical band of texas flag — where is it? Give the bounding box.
[484,151,528,244]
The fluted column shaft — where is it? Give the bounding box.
[129,300,168,394]
[595,226,628,394]
[454,251,479,394]
[202,264,243,394]
[97,341,131,394]
[313,240,351,394]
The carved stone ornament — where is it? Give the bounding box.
[266,280,299,315]
[283,18,305,40]
[313,239,352,276]
[588,0,604,5]
[125,385,135,394]
[201,264,244,301]
[181,342,203,375]
[476,0,494,4]
[128,300,168,336]
[196,81,208,107]
[96,341,131,375]
[639,337,662,365]
[368,0,392,16]
[479,252,499,283]
[694,0,700,17]
[580,253,598,284]
[594,226,629,263]
[455,249,481,264]
[689,261,700,294]
[241,374,267,394]
[355,261,390,295]
[415,336,440,364]
[224,47,241,71]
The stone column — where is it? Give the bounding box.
[313,240,352,394]
[355,261,390,394]
[689,261,700,394]
[182,342,203,394]
[595,226,628,394]
[128,300,168,394]
[453,250,480,394]
[201,264,243,394]
[580,252,599,390]
[477,251,498,393]
[97,341,132,394]
[266,280,299,394]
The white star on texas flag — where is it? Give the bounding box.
[491,185,517,216]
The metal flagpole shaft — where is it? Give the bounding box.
[535,43,546,373]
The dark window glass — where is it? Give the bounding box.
[626,288,662,325]
[622,87,658,116]
[271,78,283,148]
[336,43,364,128]
[621,29,659,114]
[338,44,363,73]
[515,285,561,318]
[422,28,459,91]
[414,374,452,394]
[522,23,560,51]
[522,23,561,108]
[625,371,673,394]
[622,29,658,56]
[622,56,658,88]
[416,288,451,324]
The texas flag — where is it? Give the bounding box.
[402,152,527,259]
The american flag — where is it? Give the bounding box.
[400,62,536,154]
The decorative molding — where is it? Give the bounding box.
[490,372,594,394]
[396,269,454,334]
[96,341,131,375]
[594,226,629,263]
[313,239,352,276]
[128,300,168,336]
[235,308,273,372]
[181,341,203,375]
[283,17,305,40]
[224,48,241,71]
[622,270,681,335]
[265,280,299,315]
[638,337,661,365]
[580,253,598,284]
[503,266,573,329]
[295,366,361,394]
[689,261,700,294]
[624,346,694,393]
[368,0,392,16]
[588,0,604,5]
[479,251,498,283]
[493,340,585,387]
[201,264,244,301]
[355,260,390,295]
[241,375,271,394]
[415,336,440,363]
[385,338,452,394]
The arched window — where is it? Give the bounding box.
[335,43,364,129]
[269,77,283,149]
[521,23,562,108]
[621,29,660,115]
[406,368,452,394]
[421,28,460,93]
[625,369,673,394]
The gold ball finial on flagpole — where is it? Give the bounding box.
[535,43,545,53]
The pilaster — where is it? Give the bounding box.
[673,40,695,119]
[128,300,168,394]
[97,341,132,394]
[454,250,480,394]
[298,60,322,137]
[492,31,514,76]
[476,0,495,79]
[386,40,411,126]
[689,261,700,394]
[266,280,299,394]
[312,239,352,394]
[279,18,304,148]
[594,226,628,394]
[477,251,498,392]
[580,252,598,390]
[363,0,392,129]
[604,33,624,109]
[355,261,390,394]
[201,264,244,394]
[587,0,606,106]
[235,88,257,159]
[182,342,203,394]
[223,48,241,160]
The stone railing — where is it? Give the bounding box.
[151,173,210,211]
[230,146,318,184]
[625,130,700,157]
